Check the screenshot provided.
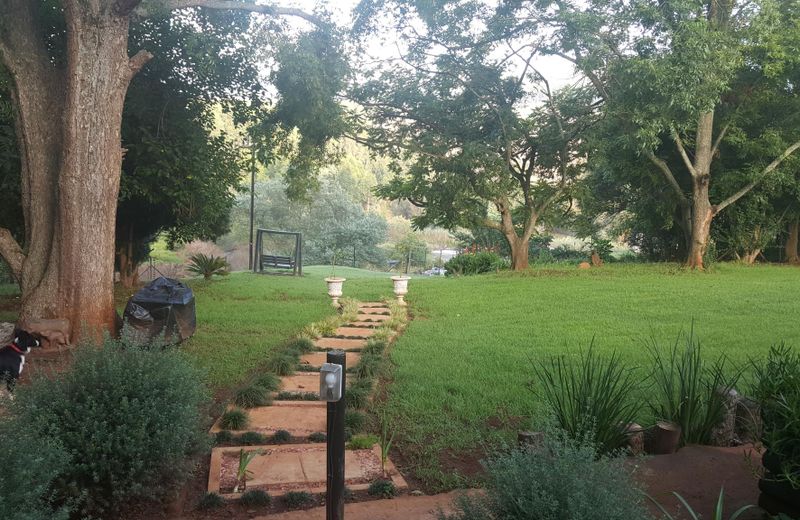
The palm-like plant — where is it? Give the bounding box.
[187,253,229,280]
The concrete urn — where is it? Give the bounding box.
[391,275,411,306]
[325,277,346,307]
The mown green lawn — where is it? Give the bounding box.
[385,263,800,490]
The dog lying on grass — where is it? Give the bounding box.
[0,329,41,399]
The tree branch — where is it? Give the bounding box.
[135,0,324,25]
[711,122,730,158]
[0,228,25,280]
[671,127,698,177]
[127,49,153,81]
[646,151,688,204]
[715,138,800,214]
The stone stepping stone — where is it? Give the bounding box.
[359,307,390,315]
[210,403,325,436]
[358,302,387,308]
[356,313,390,322]
[314,337,367,351]
[300,351,360,369]
[208,444,408,498]
[348,321,381,328]
[277,373,351,394]
[334,327,375,338]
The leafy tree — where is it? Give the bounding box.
[225,173,389,268]
[354,1,595,270]
[542,0,800,268]
[0,1,346,340]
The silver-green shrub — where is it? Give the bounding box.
[440,430,654,520]
[11,338,210,517]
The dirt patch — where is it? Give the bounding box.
[637,444,763,519]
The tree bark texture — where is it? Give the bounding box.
[787,219,800,265]
[0,1,143,340]
[0,0,319,342]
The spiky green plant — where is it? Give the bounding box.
[186,253,230,280]
[380,409,396,476]
[532,343,639,454]
[219,408,249,431]
[234,385,271,408]
[647,328,740,445]
[252,373,280,392]
[649,487,754,520]
[234,448,263,493]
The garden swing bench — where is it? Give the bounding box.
[253,228,303,276]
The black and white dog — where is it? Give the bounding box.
[0,329,40,398]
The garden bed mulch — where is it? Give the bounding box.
[637,444,763,519]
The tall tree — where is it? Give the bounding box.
[542,0,800,268]
[354,1,594,270]
[0,1,343,340]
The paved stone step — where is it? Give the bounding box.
[210,404,326,437]
[300,351,360,369]
[278,373,352,394]
[359,308,390,315]
[356,313,390,322]
[208,444,407,498]
[348,321,381,328]
[334,327,375,338]
[314,337,367,351]
[358,302,387,308]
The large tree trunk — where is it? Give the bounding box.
[686,179,714,269]
[509,237,530,270]
[0,2,147,342]
[786,219,799,265]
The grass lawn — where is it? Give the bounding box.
[386,263,800,490]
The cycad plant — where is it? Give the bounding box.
[649,487,754,520]
[187,253,229,280]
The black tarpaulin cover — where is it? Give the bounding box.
[123,277,196,344]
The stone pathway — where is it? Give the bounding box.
[208,301,406,501]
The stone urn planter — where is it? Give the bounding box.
[325,277,346,307]
[391,275,411,306]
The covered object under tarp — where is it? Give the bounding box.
[123,277,196,345]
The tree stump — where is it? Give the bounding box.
[645,421,681,454]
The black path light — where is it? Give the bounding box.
[320,351,346,520]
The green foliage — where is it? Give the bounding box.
[275,391,319,401]
[367,479,397,498]
[751,343,800,487]
[238,432,268,446]
[239,489,272,507]
[308,432,327,442]
[252,373,281,392]
[282,491,314,509]
[235,448,262,493]
[186,253,230,280]
[444,252,508,276]
[345,410,367,432]
[357,2,590,268]
[272,430,293,443]
[0,421,70,520]
[220,409,249,431]
[198,492,225,510]
[11,339,210,517]
[647,329,739,445]
[650,487,754,520]
[438,429,653,520]
[346,384,371,409]
[215,430,234,445]
[226,175,388,268]
[287,337,315,354]
[234,385,272,408]
[347,434,378,450]
[268,352,298,376]
[532,345,640,454]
